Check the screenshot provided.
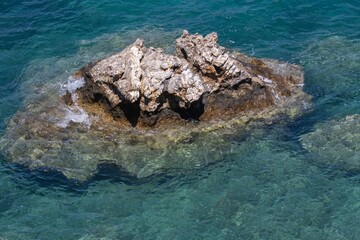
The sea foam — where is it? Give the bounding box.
[57,76,91,128]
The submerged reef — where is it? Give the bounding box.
[0,31,311,181]
[301,115,360,172]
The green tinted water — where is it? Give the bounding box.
[0,0,359,239]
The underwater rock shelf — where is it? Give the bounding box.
[0,31,311,181]
[301,115,360,172]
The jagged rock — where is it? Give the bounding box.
[0,31,311,181]
[85,38,145,106]
[79,30,310,127]
[301,115,360,172]
[176,30,249,91]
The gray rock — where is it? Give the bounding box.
[80,30,310,126]
[140,47,183,112]
[88,39,144,105]
[175,31,248,91]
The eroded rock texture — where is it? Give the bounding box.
[79,30,309,128]
[0,31,311,181]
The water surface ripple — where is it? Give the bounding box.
[0,0,359,239]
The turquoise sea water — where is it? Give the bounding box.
[0,0,360,239]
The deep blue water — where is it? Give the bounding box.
[0,0,360,239]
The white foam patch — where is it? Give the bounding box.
[57,106,91,129]
[63,76,85,93]
[57,76,91,129]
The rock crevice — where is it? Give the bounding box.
[78,30,309,128]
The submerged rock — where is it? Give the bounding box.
[300,36,360,98]
[301,115,360,172]
[0,31,311,181]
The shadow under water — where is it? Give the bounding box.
[0,7,359,235]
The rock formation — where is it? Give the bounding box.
[0,31,311,181]
[79,30,309,128]
[301,115,360,172]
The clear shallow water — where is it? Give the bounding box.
[0,0,359,239]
